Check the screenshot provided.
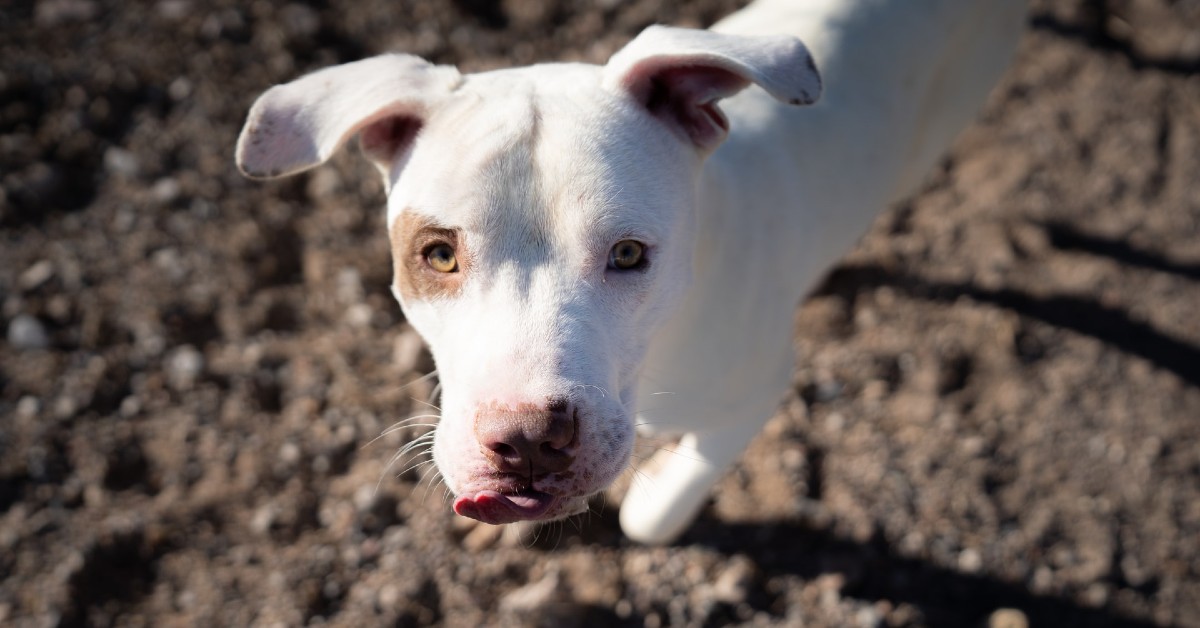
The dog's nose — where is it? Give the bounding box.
[476,400,577,476]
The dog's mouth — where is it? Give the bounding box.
[452,489,557,525]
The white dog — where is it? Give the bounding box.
[236,0,1025,544]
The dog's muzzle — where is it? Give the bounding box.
[452,399,580,525]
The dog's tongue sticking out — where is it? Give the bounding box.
[453,490,556,525]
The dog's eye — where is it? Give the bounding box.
[608,240,646,271]
[424,243,458,273]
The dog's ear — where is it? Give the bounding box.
[236,54,461,180]
[603,25,821,150]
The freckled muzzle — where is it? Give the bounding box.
[452,399,584,525]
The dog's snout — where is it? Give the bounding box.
[476,401,577,476]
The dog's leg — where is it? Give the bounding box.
[620,419,764,545]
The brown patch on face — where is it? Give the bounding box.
[390,210,467,302]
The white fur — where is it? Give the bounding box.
[236,0,1025,544]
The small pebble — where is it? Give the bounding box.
[987,608,1029,628]
[7,314,49,350]
[16,396,40,418]
[156,0,190,21]
[336,267,364,304]
[352,485,375,512]
[165,344,205,390]
[499,569,561,613]
[151,177,181,204]
[958,548,982,573]
[713,556,755,604]
[19,260,54,291]
[103,147,140,178]
[855,605,883,628]
[119,395,141,417]
[307,168,341,199]
[344,303,373,328]
[168,77,192,101]
[377,583,400,607]
[462,521,504,552]
[53,396,77,419]
[34,0,97,26]
[281,3,319,37]
[278,442,301,465]
[251,503,277,534]
[814,379,843,402]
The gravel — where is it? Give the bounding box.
[1,0,1198,626]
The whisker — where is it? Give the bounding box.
[419,460,449,508]
[631,443,710,466]
[618,463,647,497]
[396,457,437,480]
[386,434,436,471]
[572,383,609,398]
[381,416,442,431]
[629,465,657,494]
[374,430,437,495]
[375,450,410,496]
[384,436,426,472]
[406,434,437,449]
[411,396,442,412]
[394,434,437,459]
[390,413,443,423]
[418,469,438,507]
[362,419,440,450]
[396,369,439,393]
[655,446,710,465]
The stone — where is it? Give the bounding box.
[7,314,49,350]
[713,556,755,604]
[499,569,561,613]
[165,344,205,390]
[103,147,140,178]
[151,177,181,204]
[987,608,1029,628]
[18,260,54,291]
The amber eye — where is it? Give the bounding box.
[424,243,458,273]
[608,240,646,271]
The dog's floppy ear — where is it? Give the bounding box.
[236,54,461,180]
[603,25,821,150]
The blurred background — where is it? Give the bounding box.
[2,0,1199,626]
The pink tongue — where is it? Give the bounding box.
[504,493,544,509]
[453,490,554,525]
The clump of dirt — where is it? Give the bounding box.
[2,0,1198,626]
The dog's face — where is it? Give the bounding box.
[386,66,700,521]
[236,26,819,524]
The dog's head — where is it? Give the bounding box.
[236,26,819,525]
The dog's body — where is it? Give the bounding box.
[237,0,1025,544]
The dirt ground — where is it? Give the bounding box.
[2,0,1199,626]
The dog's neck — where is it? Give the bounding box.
[635,0,1023,433]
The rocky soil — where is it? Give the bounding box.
[2,0,1199,626]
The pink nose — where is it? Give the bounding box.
[475,399,577,476]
